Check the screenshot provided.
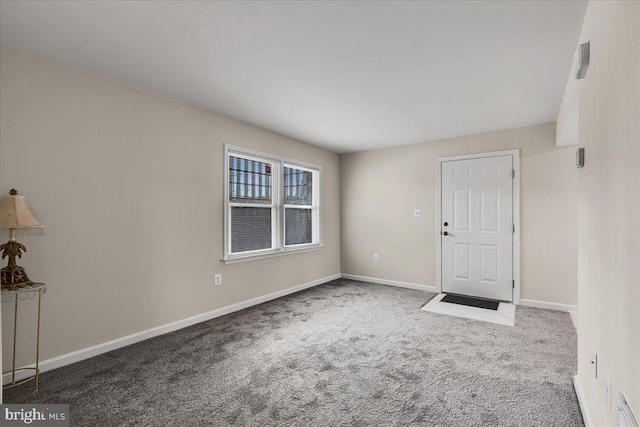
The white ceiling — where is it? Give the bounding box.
[0,1,587,153]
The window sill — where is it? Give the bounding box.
[222,245,323,264]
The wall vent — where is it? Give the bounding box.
[575,41,590,80]
[618,394,639,427]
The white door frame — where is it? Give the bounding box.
[435,149,521,304]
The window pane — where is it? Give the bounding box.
[229,156,272,204]
[284,167,312,205]
[231,207,272,253]
[285,208,312,245]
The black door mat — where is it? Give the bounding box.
[441,294,500,310]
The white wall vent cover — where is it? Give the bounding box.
[618,394,639,427]
[575,41,590,80]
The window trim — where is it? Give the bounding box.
[223,144,322,263]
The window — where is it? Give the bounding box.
[228,155,275,253]
[224,145,321,262]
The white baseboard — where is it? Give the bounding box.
[569,312,578,331]
[340,274,437,293]
[520,298,578,330]
[574,375,593,427]
[520,298,577,313]
[3,273,340,385]
[341,277,578,328]
[340,276,576,318]
[2,273,578,386]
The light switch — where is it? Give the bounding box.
[413,209,422,218]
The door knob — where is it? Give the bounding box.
[443,231,449,236]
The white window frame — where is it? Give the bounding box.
[223,144,322,264]
[283,163,320,249]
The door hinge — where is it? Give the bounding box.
[513,224,515,233]
[512,169,515,178]
[512,280,515,289]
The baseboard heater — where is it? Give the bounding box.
[618,394,638,427]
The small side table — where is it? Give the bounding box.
[1,282,46,391]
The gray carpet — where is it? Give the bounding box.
[4,279,583,426]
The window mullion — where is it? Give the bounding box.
[277,160,285,250]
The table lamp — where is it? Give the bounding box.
[0,189,43,289]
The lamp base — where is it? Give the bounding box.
[1,265,33,290]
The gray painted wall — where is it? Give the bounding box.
[340,123,578,305]
[0,45,341,367]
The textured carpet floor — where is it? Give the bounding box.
[4,279,583,426]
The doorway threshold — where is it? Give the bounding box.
[421,293,516,326]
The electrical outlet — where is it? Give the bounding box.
[214,274,222,286]
[413,209,422,218]
[591,352,598,378]
[604,374,611,411]
[373,254,379,263]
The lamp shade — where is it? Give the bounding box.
[0,189,43,229]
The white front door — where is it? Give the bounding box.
[441,155,514,301]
